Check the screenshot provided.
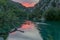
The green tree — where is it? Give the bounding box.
[44,8,60,21]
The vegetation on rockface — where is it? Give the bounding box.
[51,1,56,7]
[30,0,60,21]
[28,8,43,21]
[29,7,60,21]
[0,0,27,39]
[0,0,60,40]
[44,8,60,21]
[0,0,7,4]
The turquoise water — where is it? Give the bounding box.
[39,21,60,40]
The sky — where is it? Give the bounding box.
[12,0,40,7]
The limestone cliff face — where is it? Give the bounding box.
[34,0,60,12]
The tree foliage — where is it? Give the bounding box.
[44,8,60,21]
[0,0,27,39]
[0,0,26,33]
